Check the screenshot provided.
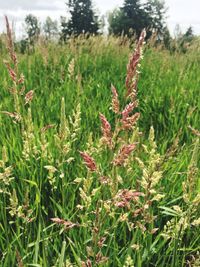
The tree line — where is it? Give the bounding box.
[11,0,195,52]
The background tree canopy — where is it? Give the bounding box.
[15,0,196,52]
[61,0,99,41]
[24,14,40,45]
[108,0,167,39]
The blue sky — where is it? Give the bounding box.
[0,0,200,38]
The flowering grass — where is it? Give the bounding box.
[0,19,199,267]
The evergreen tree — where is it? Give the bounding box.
[162,26,171,49]
[184,26,194,39]
[144,0,167,37]
[179,26,195,53]
[109,0,148,37]
[122,0,148,36]
[61,0,99,40]
[109,0,167,39]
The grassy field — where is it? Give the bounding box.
[0,28,199,266]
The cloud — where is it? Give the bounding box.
[0,0,65,11]
[0,0,67,38]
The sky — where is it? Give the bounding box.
[0,0,200,38]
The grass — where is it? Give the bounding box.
[0,27,199,267]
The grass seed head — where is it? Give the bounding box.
[111,84,120,114]
[80,151,97,172]
[99,113,112,148]
[126,29,146,100]
[113,144,137,166]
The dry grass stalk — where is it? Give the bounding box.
[5,15,17,65]
[111,84,120,114]
[25,90,34,105]
[188,126,200,137]
[81,259,92,267]
[4,16,23,115]
[3,61,17,81]
[1,111,21,123]
[50,218,78,229]
[16,250,24,267]
[40,124,55,133]
[99,113,112,148]
[126,29,146,100]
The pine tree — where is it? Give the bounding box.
[122,0,148,36]
[109,0,150,37]
[109,0,167,39]
[144,0,167,37]
[61,0,99,40]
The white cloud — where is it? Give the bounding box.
[0,0,65,11]
[0,1,66,38]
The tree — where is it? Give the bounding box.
[109,0,148,37]
[184,26,194,39]
[162,26,171,49]
[179,27,195,53]
[61,0,99,40]
[144,0,167,37]
[25,14,40,45]
[108,9,125,36]
[60,16,68,42]
[43,17,58,40]
[172,25,195,53]
[109,0,167,39]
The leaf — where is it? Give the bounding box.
[159,206,180,217]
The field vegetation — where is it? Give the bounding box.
[0,18,199,266]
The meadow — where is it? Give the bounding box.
[0,22,199,266]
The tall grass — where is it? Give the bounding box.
[0,19,199,266]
